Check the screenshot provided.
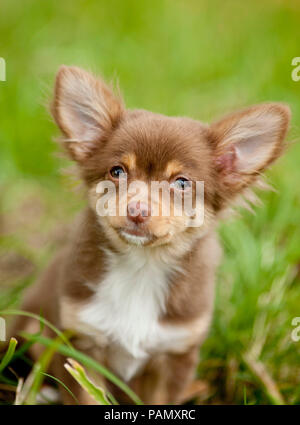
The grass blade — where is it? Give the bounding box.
[0,309,74,349]
[0,338,18,374]
[20,331,143,405]
[42,372,79,405]
[242,352,285,405]
[16,333,69,405]
[65,358,110,405]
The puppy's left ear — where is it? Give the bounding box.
[210,103,290,204]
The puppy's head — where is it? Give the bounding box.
[52,66,290,249]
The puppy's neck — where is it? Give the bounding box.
[71,206,210,295]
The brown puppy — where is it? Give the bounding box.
[10,66,290,404]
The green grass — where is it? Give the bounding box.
[0,0,300,405]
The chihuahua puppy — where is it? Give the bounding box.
[10,66,290,404]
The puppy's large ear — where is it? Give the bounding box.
[210,103,290,208]
[52,66,124,162]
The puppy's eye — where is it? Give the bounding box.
[110,166,126,179]
[171,177,192,190]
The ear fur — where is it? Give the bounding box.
[52,66,124,162]
[209,103,291,206]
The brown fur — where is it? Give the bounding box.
[8,66,290,405]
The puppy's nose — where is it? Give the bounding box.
[127,201,151,224]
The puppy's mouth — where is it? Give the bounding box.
[119,227,155,246]
[114,225,156,246]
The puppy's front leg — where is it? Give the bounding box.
[163,347,199,404]
[131,346,199,405]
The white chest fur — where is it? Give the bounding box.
[78,246,194,381]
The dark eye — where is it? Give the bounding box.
[172,177,192,190]
[110,166,126,179]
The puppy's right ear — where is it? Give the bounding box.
[52,66,124,162]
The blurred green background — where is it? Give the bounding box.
[0,0,300,404]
